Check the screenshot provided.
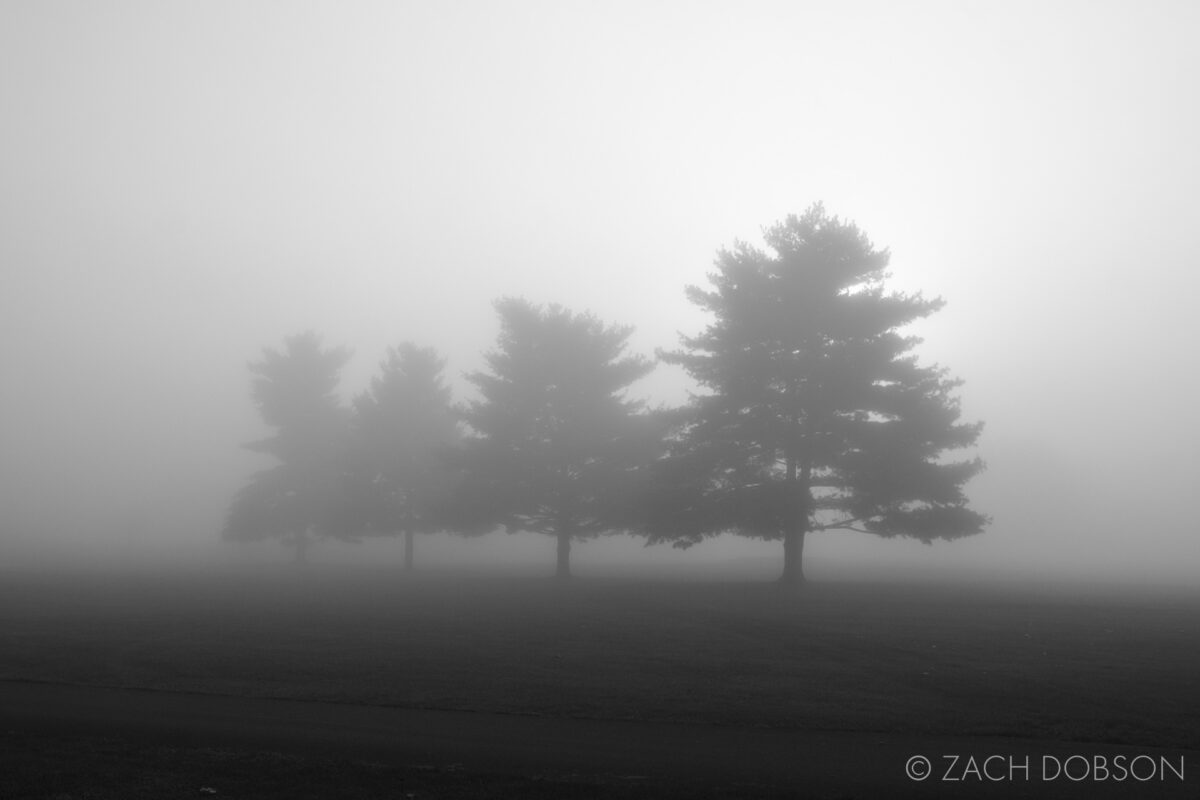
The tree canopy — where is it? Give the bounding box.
[645,204,987,582]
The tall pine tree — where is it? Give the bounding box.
[223,331,354,562]
[353,343,460,570]
[463,298,656,578]
[649,205,987,583]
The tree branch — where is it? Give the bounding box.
[815,516,873,534]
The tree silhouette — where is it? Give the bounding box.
[462,298,656,578]
[223,331,354,562]
[648,204,987,583]
[353,343,460,570]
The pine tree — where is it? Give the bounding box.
[650,205,987,583]
[463,298,656,578]
[353,343,459,570]
[223,331,353,562]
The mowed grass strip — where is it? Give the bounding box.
[1,568,1197,748]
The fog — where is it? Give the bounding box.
[3,1,1198,586]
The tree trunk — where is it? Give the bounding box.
[404,529,414,571]
[781,446,809,585]
[556,529,571,579]
[779,527,805,584]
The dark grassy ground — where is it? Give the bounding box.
[2,566,1198,797]
[3,728,764,800]
[3,567,1198,745]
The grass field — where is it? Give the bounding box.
[2,566,1198,798]
[3,566,1198,747]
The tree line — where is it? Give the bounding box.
[223,206,988,583]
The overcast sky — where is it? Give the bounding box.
[2,1,1197,582]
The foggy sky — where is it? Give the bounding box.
[2,1,1198,582]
